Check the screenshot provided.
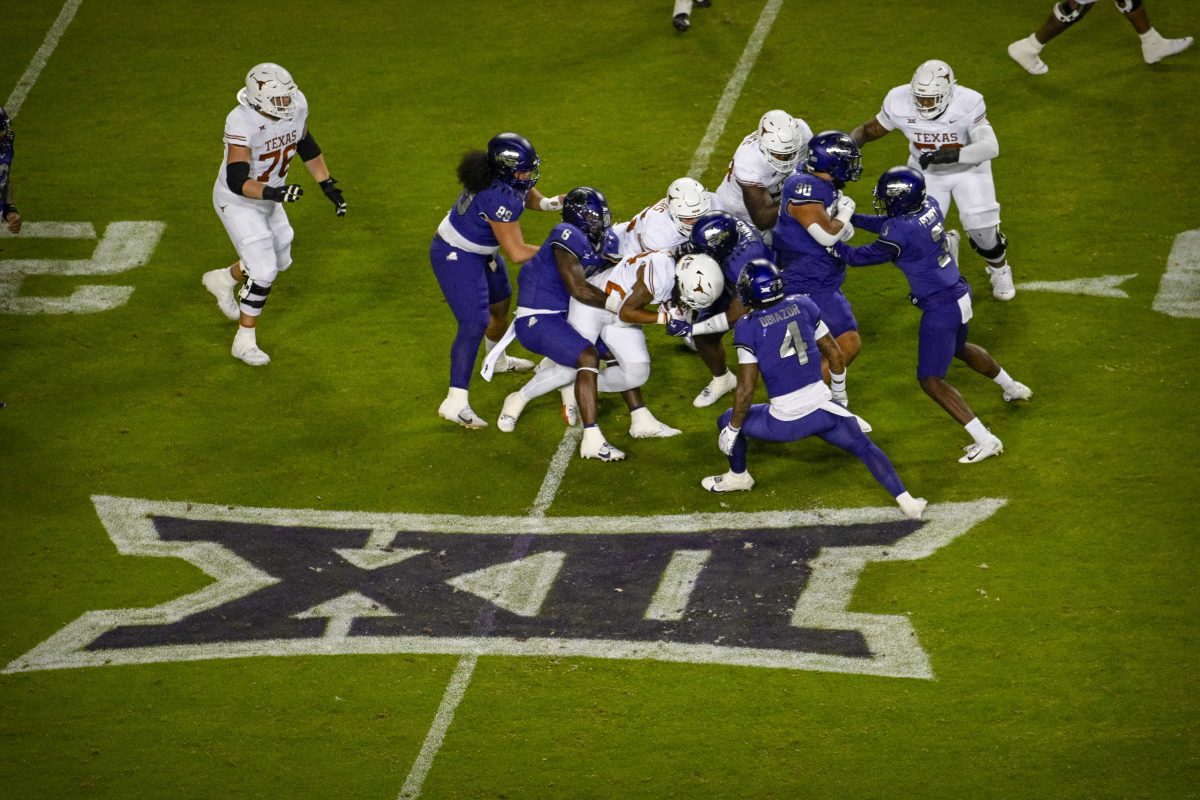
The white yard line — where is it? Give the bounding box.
[5,0,83,117]
[398,2,783,795]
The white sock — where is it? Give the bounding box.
[1026,33,1044,52]
[446,387,468,405]
[965,417,990,444]
[992,368,1016,393]
[1139,28,1161,44]
[630,407,653,426]
[235,324,257,345]
[582,425,606,448]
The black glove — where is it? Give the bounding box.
[320,177,347,217]
[918,148,960,169]
[262,184,304,203]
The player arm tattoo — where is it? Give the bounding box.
[730,362,758,428]
[553,245,608,309]
[851,118,889,146]
[816,332,846,375]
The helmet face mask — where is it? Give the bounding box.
[487,133,541,190]
[675,253,725,310]
[757,110,803,173]
[666,177,711,235]
[689,211,739,263]
[910,59,955,120]
[561,187,612,250]
[872,166,927,217]
[240,63,298,122]
[736,258,784,309]
[805,131,864,184]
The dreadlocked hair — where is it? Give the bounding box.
[457,150,492,193]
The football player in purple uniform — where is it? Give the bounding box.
[512,187,626,461]
[770,131,864,386]
[430,132,565,428]
[0,107,21,234]
[832,167,1032,465]
[665,211,773,407]
[702,259,926,520]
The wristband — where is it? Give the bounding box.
[830,370,847,390]
[540,195,562,212]
[692,314,730,336]
[657,308,667,324]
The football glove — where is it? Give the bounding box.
[919,148,960,169]
[319,177,347,216]
[665,318,692,338]
[718,424,740,456]
[262,184,303,203]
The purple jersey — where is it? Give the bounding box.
[771,172,845,293]
[722,218,773,286]
[835,197,967,309]
[442,180,527,250]
[517,222,595,312]
[733,293,826,399]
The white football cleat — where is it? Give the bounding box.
[437,397,488,429]
[203,269,240,321]
[580,438,625,461]
[493,354,535,374]
[1007,36,1048,75]
[559,384,579,427]
[231,340,270,366]
[986,265,1016,301]
[1002,381,1032,402]
[629,414,682,439]
[701,470,755,493]
[896,493,928,520]
[958,435,1003,464]
[1143,33,1192,64]
[693,371,737,408]
[497,392,527,433]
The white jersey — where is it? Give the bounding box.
[612,200,687,257]
[214,90,309,199]
[876,84,988,174]
[714,122,812,226]
[590,251,676,306]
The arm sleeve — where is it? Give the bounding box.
[806,222,844,247]
[225,161,250,195]
[958,122,999,165]
[833,239,900,267]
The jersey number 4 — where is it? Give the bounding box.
[779,321,810,365]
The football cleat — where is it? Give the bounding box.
[986,264,1016,301]
[580,438,626,461]
[693,371,737,408]
[497,392,527,433]
[231,340,270,366]
[438,398,488,429]
[958,435,1003,464]
[1143,33,1193,64]
[630,414,682,439]
[897,494,928,520]
[1002,381,1032,402]
[701,470,755,493]
[492,354,535,373]
[1007,36,1048,75]
[203,269,240,321]
[672,12,690,31]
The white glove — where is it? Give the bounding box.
[838,222,855,242]
[830,369,847,407]
[718,424,740,456]
[604,291,624,314]
[540,195,564,212]
[831,387,848,407]
[834,194,856,222]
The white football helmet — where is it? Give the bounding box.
[238,63,298,122]
[666,177,711,235]
[757,110,804,173]
[675,253,725,310]
[910,59,955,120]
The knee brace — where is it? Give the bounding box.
[1052,0,1092,24]
[967,227,1008,261]
[1114,0,1141,13]
[238,279,273,316]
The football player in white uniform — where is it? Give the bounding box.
[203,63,347,365]
[497,252,723,438]
[612,177,712,258]
[851,60,1016,302]
[1008,0,1192,75]
[713,110,813,231]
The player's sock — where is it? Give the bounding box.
[965,417,990,445]
[992,368,1017,394]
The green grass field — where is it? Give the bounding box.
[2,1,1198,797]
